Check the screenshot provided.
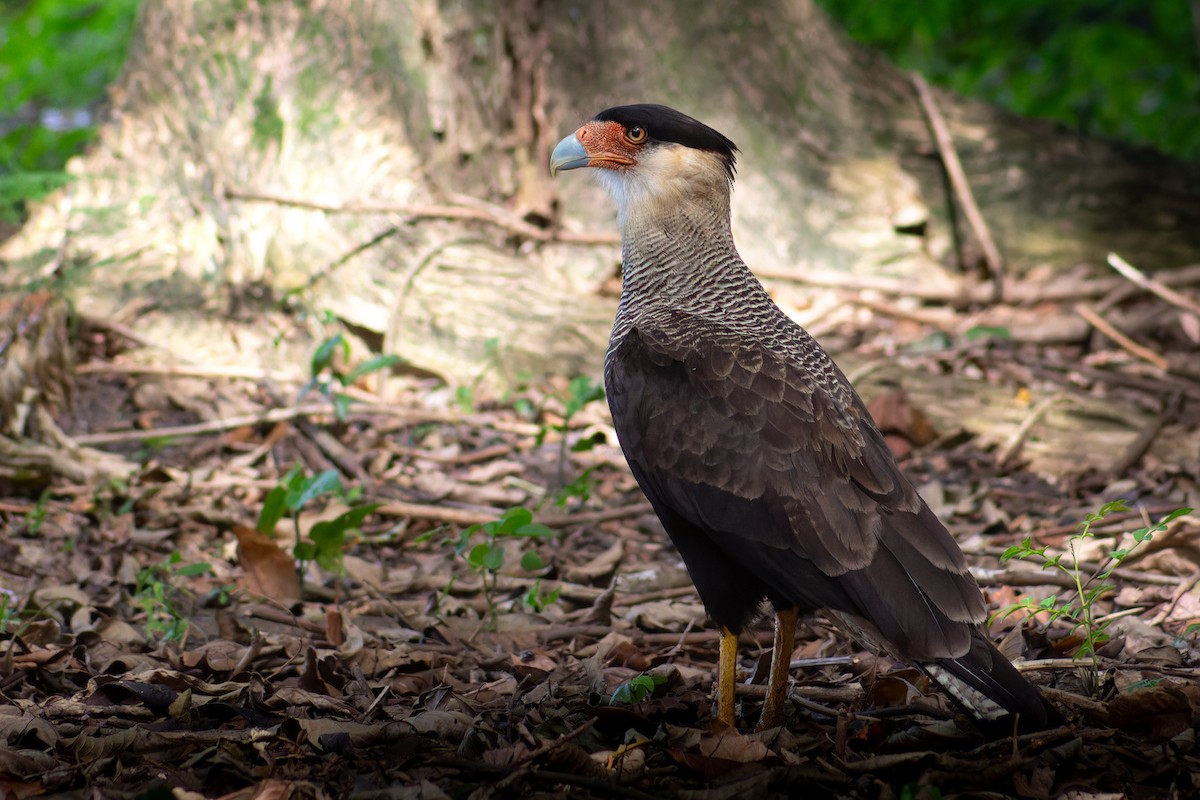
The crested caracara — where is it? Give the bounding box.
[550,103,1053,732]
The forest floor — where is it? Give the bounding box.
[1,287,1199,800]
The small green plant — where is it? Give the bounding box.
[536,376,605,486]
[554,464,600,508]
[0,590,22,634]
[521,578,561,613]
[24,489,51,535]
[994,501,1191,684]
[133,553,214,642]
[304,333,403,420]
[418,507,556,630]
[257,466,379,580]
[611,673,666,704]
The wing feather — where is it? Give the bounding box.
[606,311,986,659]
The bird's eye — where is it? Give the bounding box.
[626,126,647,143]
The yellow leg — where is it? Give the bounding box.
[757,607,799,730]
[717,627,738,725]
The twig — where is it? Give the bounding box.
[734,682,864,704]
[754,263,1200,306]
[983,547,1185,586]
[911,73,1006,301]
[75,362,304,383]
[996,394,1065,470]
[1075,303,1168,370]
[79,314,174,353]
[512,717,599,768]
[1107,252,1200,315]
[1108,393,1180,478]
[297,418,367,481]
[71,403,334,445]
[378,499,652,529]
[969,567,1078,590]
[224,187,619,245]
[1149,569,1200,627]
[386,442,515,465]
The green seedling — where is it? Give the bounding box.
[993,500,1191,689]
[611,673,666,704]
[418,506,556,630]
[304,333,403,420]
[535,376,605,487]
[257,466,379,581]
[522,578,561,613]
[134,553,214,642]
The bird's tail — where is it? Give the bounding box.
[923,627,1056,732]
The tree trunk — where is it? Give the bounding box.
[2,0,1197,472]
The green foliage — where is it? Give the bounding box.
[610,673,666,704]
[536,376,606,490]
[817,0,1200,160]
[251,75,284,153]
[24,489,50,535]
[0,0,140,214]
[522,578,561,613]
[304,333,403,421]
[994,501,1191,687]
[0,590,21,633]
[554,464,600,508]
[418,506,557,630]
[134,552,213,642]
[257,466,379,578]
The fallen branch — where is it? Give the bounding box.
[75,362,304,383]
[1107,393,1179,478]
[755,263,1200,306]
[377,499,652,529]
[224,187,619,245]
[911,72,1006,301]
[1108,252,1200,315]
[72,403,334,445]
[1075,303,1168,370]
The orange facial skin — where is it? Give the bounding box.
[574,120,643,170]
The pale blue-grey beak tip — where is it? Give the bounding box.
[550,134,590,176]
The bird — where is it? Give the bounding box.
[550,104,1053,732]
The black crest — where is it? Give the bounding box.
[594,104,738,179]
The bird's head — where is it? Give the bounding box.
[550,104,738,214]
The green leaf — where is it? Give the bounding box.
[610,673,665,704]
[467,543,492,570]
[294,542,317,562]
[999,543,1028,562]
[520,551,545,571]
[497,507,533,535]
[964,325,1010,341]
[289,470,342,511]
[1159,507,1192,524]
[311,334,349,378]
[332,392,353,421]
[515,523,555,539]
[175,562,213,577]
[310,520,348,574]
[343,354,405,384]
[257,484,290,536]
[570,432,604,453]
[482,544,504,572]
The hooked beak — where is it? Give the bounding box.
[549,133,591,176]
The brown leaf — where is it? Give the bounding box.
[867,390,936,447]
[233,524,300,603]
[698,727,770,762]
[1104,682,1193,741]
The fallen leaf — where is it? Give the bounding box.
[233,524,300,603]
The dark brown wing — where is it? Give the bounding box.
[605,310,986,660]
